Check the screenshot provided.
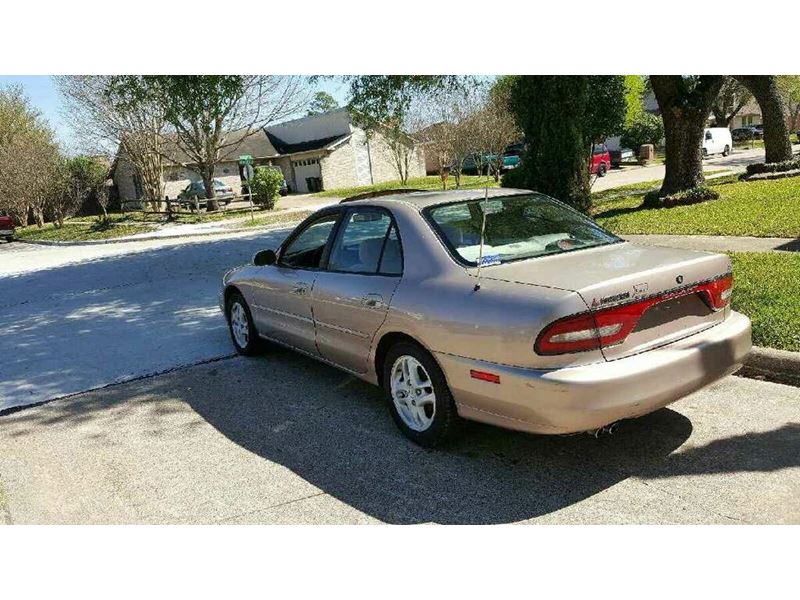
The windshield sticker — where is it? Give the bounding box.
[478,254,502,267]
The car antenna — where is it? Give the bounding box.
[473,183,490,292]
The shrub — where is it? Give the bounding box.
[500,167,526,189]
[250,166,284,209]
[620,112,664,155]
[643,186,719,208]
[745,158,800,177]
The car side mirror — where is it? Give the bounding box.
[253,249,277,266]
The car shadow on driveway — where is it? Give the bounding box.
[180,347,695,524]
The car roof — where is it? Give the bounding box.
[340,187,532,211]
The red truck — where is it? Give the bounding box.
[0,214,16,242]
[590,143,612,177]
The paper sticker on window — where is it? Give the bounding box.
[478,254,501,267]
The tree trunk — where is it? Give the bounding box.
[201,165,219,212]
[659,108,708,197]
[736,76,793,164]
[650,76,724,200]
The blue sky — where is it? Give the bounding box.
[0,75,353,152]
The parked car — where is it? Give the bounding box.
[609,147,635,167]
[462,148,520,176]
[731,126,761,141]
[590,143,611,176]
[603,136,635,167]
[220,189,751,447]
[0,213,15,242]
[702,128,733,157]
[752,124,764,137]
[177,179,236,208]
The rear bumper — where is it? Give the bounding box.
[0,229,14,236]
[435,311,752,435]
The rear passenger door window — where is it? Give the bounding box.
[327,208,402,275]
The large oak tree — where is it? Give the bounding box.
[649,75,724,199]
[735,75,793,163]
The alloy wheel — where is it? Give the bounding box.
[390,355,436,432]
[230,301,250,348]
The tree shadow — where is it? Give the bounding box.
[775,238,800,252]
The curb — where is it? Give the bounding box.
[740,346,800,387]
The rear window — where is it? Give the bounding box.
[425,193,621,266]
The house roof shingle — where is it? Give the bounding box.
[265,132,350,155]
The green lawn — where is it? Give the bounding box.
[593,175,800,238]
[730,252,800,352]
[312,175,500,198]
[15,219,157,242]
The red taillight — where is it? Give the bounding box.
[535,274,733,355]
[705,274,733,310]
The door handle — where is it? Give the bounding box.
[361,293,384,308]
[291,282,310,296]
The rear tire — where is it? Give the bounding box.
[723,145,730,157]
[597,163,608,177]
[382,341,461,447]
[225,291,262,356]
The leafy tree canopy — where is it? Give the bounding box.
[307,91,339,116]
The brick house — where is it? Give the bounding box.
[112,108,426,203]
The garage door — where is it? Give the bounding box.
[293,158,322,193]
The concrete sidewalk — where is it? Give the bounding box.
[624,234,800,253]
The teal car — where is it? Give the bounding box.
[461,144,522,175]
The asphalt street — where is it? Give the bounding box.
[591,145,795,192]
[0,229,292,410]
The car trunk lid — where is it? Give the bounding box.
[471,242,733,361]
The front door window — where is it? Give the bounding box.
[280,213,339,269]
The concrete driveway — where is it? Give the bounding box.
[0,353,798,524]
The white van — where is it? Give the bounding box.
[702,128,733,158]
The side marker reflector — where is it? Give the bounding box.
[470,370,501,384]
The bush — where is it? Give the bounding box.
[745,158,800,177]
[250,166,284,209]
[500,167,526,189]
[642,186,719,208]
[620,113,664,155]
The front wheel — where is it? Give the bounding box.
[597,163,608,177]
[723,145,730,157]
[383,342,460,447]
[226,291,262,355]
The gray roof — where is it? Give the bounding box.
[162,128,280,166]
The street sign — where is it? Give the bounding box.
[238,154,254,166]
[243,164,254,181]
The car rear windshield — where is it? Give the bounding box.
[425,193,621,266]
